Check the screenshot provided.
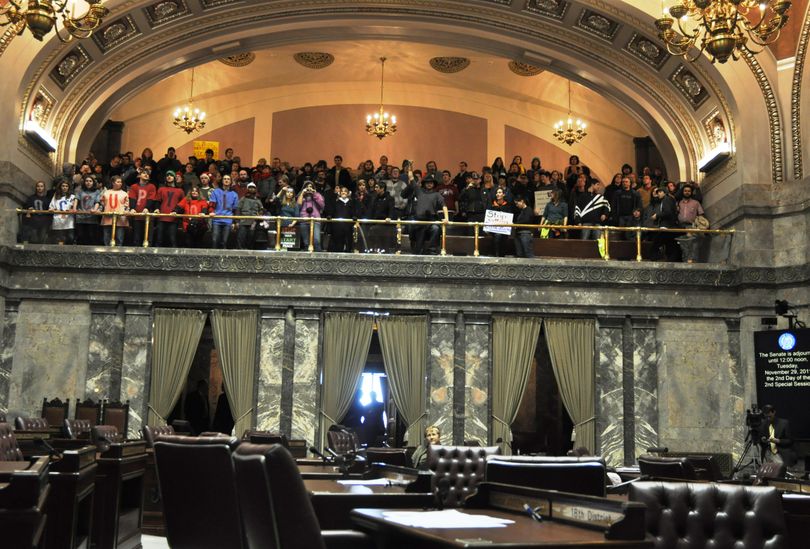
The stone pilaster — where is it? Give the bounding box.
[464,314,490,445]
[86,302,124,403]
[291,310,320,446]
[256,309,285,432]
[428,312,455,442]
[121,303,152,438]
[0,300,19,415]
[595,316,624,467]
[632,317,659,457]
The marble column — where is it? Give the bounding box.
[595,317,624,467]
[726,319,745,459]
[452,311,466,445]
[279,308,295,437]
[121,303,152,438]
[291,311,320,446]
[256,309,285,432]
[464,315,490,446]
[632,318,659,458]
[86,303,125,403]
[0,300,19,416]
[428,313,455,442]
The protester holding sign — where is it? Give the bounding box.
[486,187,514,257]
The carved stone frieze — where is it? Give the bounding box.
[50,45,92,90]
[525,0,569,20]
[624,33,669,70]
[669,64,709,109]
[790,9,810,180]
[144,0,191,27]
[92,15,140,53]
[576,9,620,41]
[741,50,783,184]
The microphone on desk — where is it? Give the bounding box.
[309,446,330,462]
[33,437,62,458]
[435,477,451,511]
[325,447,341,459]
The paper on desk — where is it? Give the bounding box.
[382,509,515,529]
[336,478,393,486]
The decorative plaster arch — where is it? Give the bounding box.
[792,1,810,180]
[15,0,740,184]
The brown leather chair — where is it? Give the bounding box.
[638,455,698,481]
[684,455,725,481]
[41,397,69,427]
[0,423,23,461]
[101,399,129,437]
[142,424,175,448]
[91,425,124,453]
[486,455,607,497]
[14,416,50,431]
[756,460,787,482]
[365,447,409,467]
[63,418,92,439]
[327,429,360,455]
[154,437,246,549]
[427,445,501,508]
[629,481,788,549]
[233,442,372,549]
[156,433,241,450]
[75,398,101,426]
[242,430,289,447]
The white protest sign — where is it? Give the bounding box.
[483,209,514,235]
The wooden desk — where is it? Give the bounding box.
[351,482,652,549]
[0,456,50,549]
[298,463,368,480]
[45,446,97,549]
[141,449,164,536]
[92,441,147,549]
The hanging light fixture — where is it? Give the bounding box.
[553,80,587,147]
[0,0,108,42]
[173,67,206,135]
[655,0,792,64]
[366,57,397,140]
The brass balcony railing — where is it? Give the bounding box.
[15,209,735,262]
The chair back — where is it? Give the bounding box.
[41,397,69,427]
[234,443,325,549]
[327,429,359,455]
[14,416,50,431]
[0,423,23,461]
[63,418,92,439]
[142,425,176,448]
[486,456,607,497]
[638,455,698,481]
[154,438,245,549]
[75,398,101,426]
[427,445,501,508]
[242,430,289,447]
[757,461,787,481]
[92,424,123,453]
[366,447,409,467]
[683,455,724,481]
[102,400,130,437]
[629,481,788,549]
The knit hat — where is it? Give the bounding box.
[165,170,176,178]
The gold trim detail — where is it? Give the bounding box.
[742,50,783,184]
[790,5,810,180]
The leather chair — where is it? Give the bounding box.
[75,398,101,426]
[427,445,501,508]
[242,430,289,447]
[638,455,698,481]
[684,455,724,481]
[142,424,175,448]
[154,436,246,549]
[629,481,788,549]
[365,447,409,467]
[14,416,50,431]
[486,455,607,497]
[41,397,69,427]
[156,433,241,450]
[101,399,129,437]
[63,418,92,439]
[756,460,787,483]
[233,442,372,549]
[327,429,360,455]
[171,420,193,434]
[91,425,124,453]
[0,423,23,461]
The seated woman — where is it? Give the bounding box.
[411,424,442,469]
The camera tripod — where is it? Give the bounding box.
[732,428,761,478]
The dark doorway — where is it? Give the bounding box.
[511,326,574,455]
[342,332,389,446]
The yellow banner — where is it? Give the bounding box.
[193,140,219,159]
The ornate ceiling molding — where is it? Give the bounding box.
[790,6,810,180]
[429,56,471,73]
[742,50,784,184]
[508,60,544,76]
[219,52,256,67]
[293,52,335,69]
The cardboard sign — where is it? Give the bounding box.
[280,227,297,249]
[483,209,514,235]
[193,140,219,160]
[534,185,556,216]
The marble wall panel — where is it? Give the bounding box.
[657,318,736,455]
[86,307,124,403]
[726,320,745,459]
[464,322,490,445]
[428,320,455,441]
[9,301,90,418]
[0,300,18,415]
[633,325,659,458]
[257,317,285,432]
[596,325,623,467]
[291,318,320,445]
[121,306,151,438]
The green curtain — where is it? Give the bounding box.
[378,316,428,446]
[545,318,596,453]
[320,312,373,449]
[147,308,206,427]
[211,309,258,437]
[491,316,542,455]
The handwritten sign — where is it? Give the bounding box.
[193,140,219,160]
[483,209,513,235]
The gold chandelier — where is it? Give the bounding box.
[656,0,792,64]
[173,67,206,135]
[366,57,397,140]
[553,80,587,147]
[0,0,108,42]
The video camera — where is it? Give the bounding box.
[745,404,764,440]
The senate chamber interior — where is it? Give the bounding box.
[0,1,809,548]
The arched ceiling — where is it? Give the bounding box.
[14,0,746,183]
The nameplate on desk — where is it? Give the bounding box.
[553,502,624,528]
[488,490,550,517]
